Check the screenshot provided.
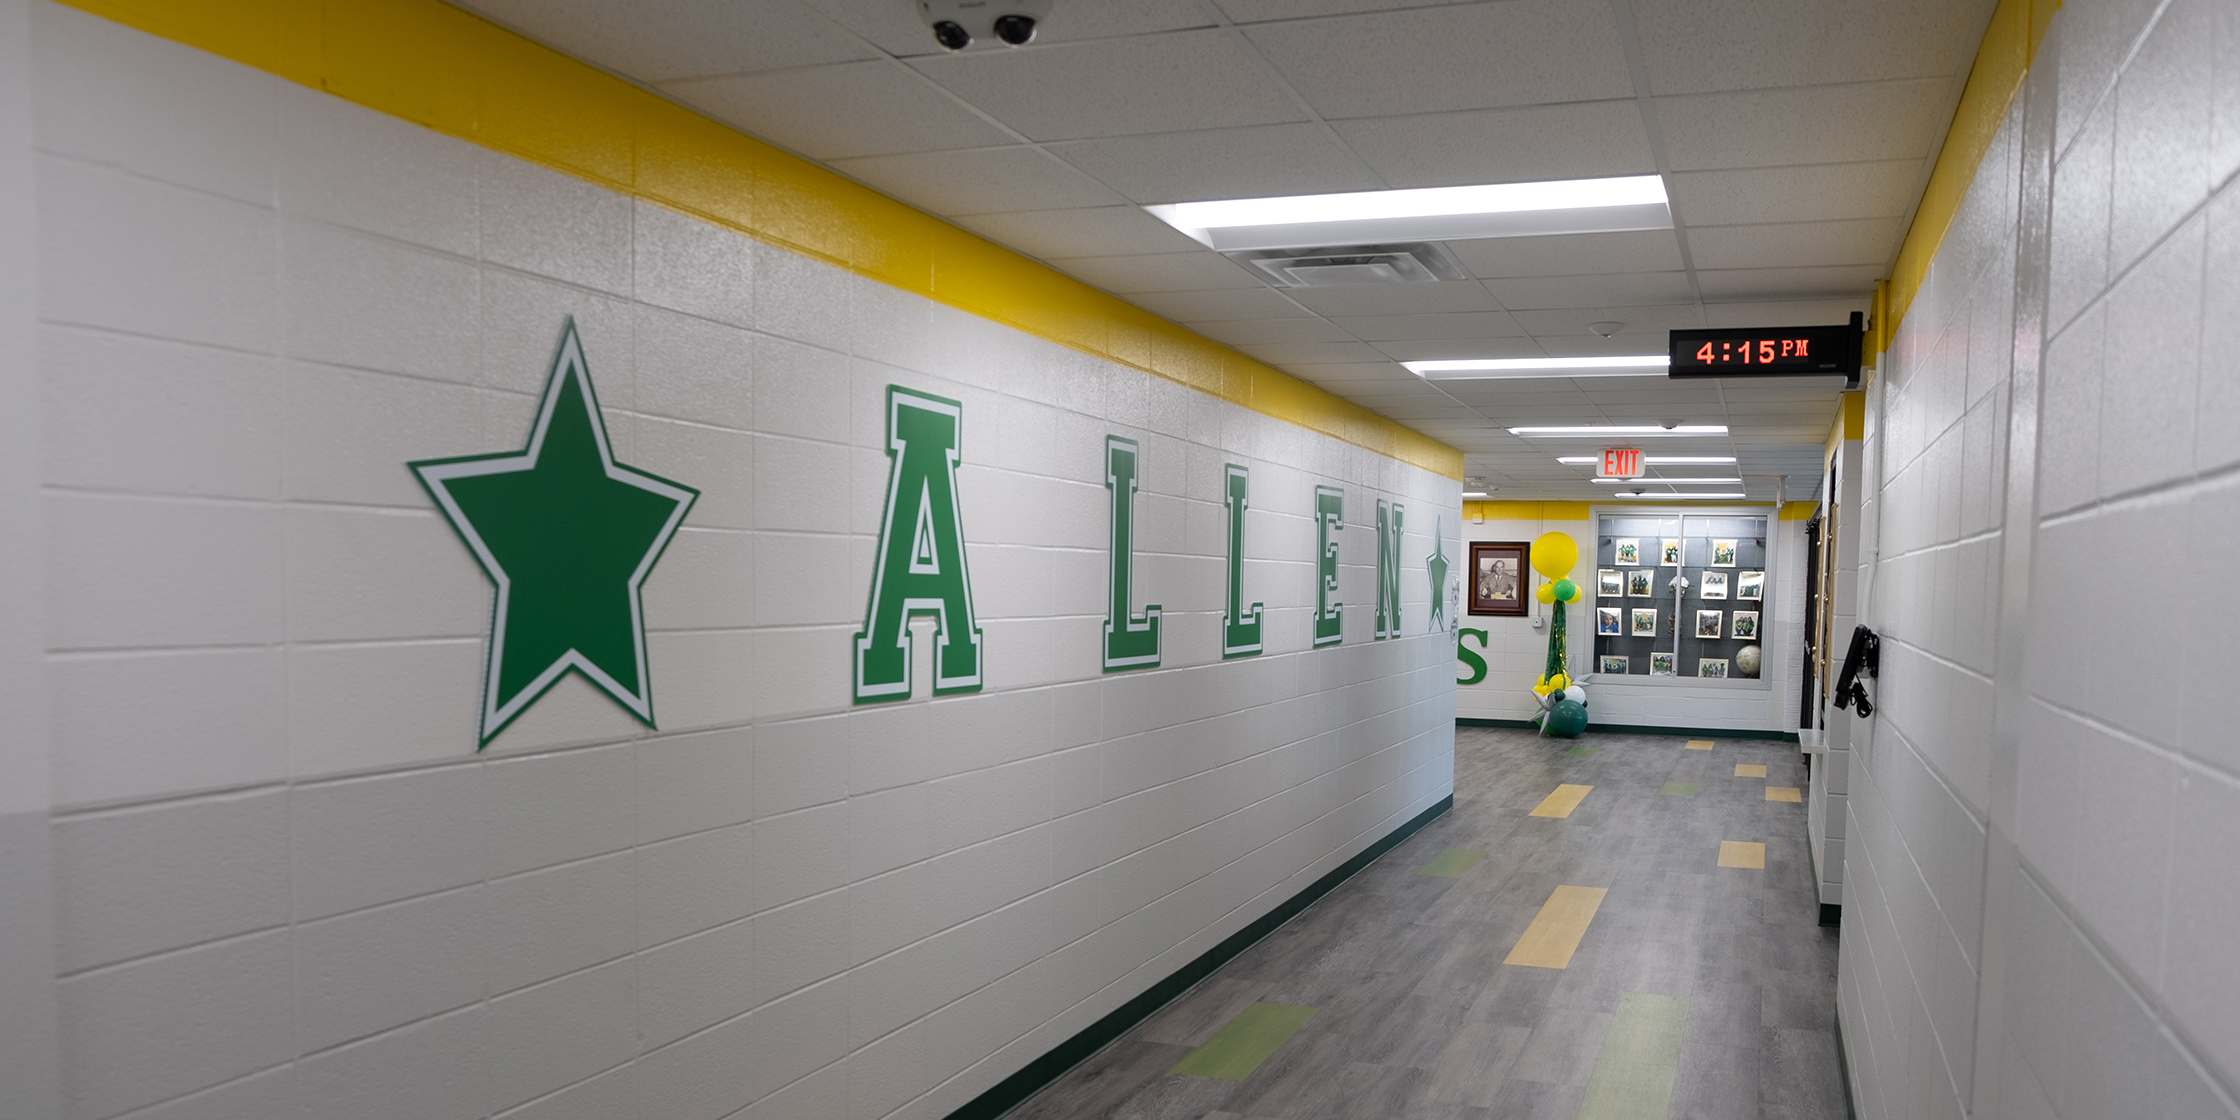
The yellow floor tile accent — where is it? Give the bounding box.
[1734,764,1767,778]
[1766,787,1802,803]
[1718,842,1767,869]
[1685,740,1714,750]
[1504,885,1608,969]
[1529,784,1595,818]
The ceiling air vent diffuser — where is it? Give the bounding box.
[1224,242,1470,288]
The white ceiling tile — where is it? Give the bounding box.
[1215,0,1480,21]
[1687,217,1904,271]
[1046,251,1264,292]
[1507,303,1703,336]
[1451,229,1684,279]
[950,205,1205,259]
[1191,318,1359,346]
[1656,79,1957,171]
[1483,271,1695,310]
[1244,2,1633,119]
[827,146,1127,215]
[1670,160,1926,226]
[1333,101,1656,188]
[1276,362,1422,385]
[1530,332,1674,357]
[1045,123,1379,204]
[1326,311,1528,342]
[461,0,878,82]
[663,62,1012,159]
[909,30,1305,140]
[1287,283,1500,316]
[1700,299,1868,327]
[1233,341,1395,365]
[1631,0,1992,96]
[806,0,1215,55]
[1125,287,1313,322]
[1371,338,1548,362]
[793,0,945,55]
[1694,265,1881,300]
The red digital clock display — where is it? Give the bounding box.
[1669,316,1862,381]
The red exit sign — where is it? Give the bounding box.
[1599,448,1643,478]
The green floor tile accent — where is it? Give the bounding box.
[1661,782,1697,797]
[1417,848,1488,878]
[1170,1002,1318,1080]
[1575,992,1688,1120]
[1564,746,1597,758]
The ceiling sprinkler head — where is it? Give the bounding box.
[1660,419,1682,430]
[1588,321,1623,338]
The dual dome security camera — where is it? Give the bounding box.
[919,0,1053,50]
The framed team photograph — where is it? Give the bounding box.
[1598,655,1629,674]
[1614,538,1642,566]
[1597,607,1623,635]
[1469,541,1531,617]
[1631,607,1659,637]
[1730,610,1760,640]
[1627,569,1655,597]
[1598,569,1624,598]
[1699,658,1730,679]
[1695,609,1724,639]
[1737,570,1765,601]
[1660,538,1683,566]
[1699,570,1729,599]
[1712,539,1739,567]
[1650,652,1677,675]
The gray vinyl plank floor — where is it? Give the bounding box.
[1006,726,1847,1120]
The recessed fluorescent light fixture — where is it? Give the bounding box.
[1407,356,1668,380]
[1508,425,1728,437]
[1147,176,1671,252]
[1603,492,1748,500]
[1558,456,1736,465]
[1462,491,1490,498]
[1591,477,1742,485]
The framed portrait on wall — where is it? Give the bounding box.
[1660,538,1683,566]
[1700,570,1729,599]
[1695,609,1724,639]
[1737,570,1765,600]
[1650,652,1677,675]
[1469,541,1530,617]
[1599,655,1629,674]
[1627,569,1655,597]
[1631,608,1658,637]
[1598,569,1624,598]
[1614,538,1641,566]
[1731,611,1760,639]
[1699,658,1730,678]
[1597,607,1623,635]
[1712,539,1739,567]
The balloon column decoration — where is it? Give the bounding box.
[1528,532,1590,737]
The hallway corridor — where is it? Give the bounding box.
[1012,728,1846,1120]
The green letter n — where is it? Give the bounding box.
[1375,499,1403,640]
[1223,464,1263,658]
[1314,485,1343,647]
[854,387,982,702]
[1104,436,1161,671]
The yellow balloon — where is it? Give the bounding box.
[1548,672,1569,691]
[1531,532,1578,579]
[1535,581,1556,604]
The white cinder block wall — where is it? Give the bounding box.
[14,7,1457,1120]
[1839,1,2240,1117]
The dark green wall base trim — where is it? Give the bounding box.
[1456,717,1801,743]
[941,793,1455,1120]
[1820,903,1842,927]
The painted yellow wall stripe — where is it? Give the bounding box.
[58,0,1462,480]
[1528,783,1594,818]
[1504,884,1607,968]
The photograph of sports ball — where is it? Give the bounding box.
[1700,570,1729,599]
[1651,652,1677,675]
[1712,539,1738,567]
[1695,609,1724,639]
[1597,607,1623,635]
[1631,608,1659,637]
[1599,655,1629,674]
[1737,570,1765,600]
[1615,538,1641,565]
[1627,569,1654,597]
[1699,658,1730,678]
[1660,538,1683,566]
[1731,611,1760,639]
[1598,569,1624,598]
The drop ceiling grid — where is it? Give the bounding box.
[452,0,1995,499]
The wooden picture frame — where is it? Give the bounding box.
[1468,541,1531,617]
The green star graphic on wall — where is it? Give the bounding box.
[411,319,698,747]
[1426,518,1449,632]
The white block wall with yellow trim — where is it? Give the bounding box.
[7,6,1460,1119]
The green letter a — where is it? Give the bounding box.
[1104,436,1161,670]
[1223,464,1263,657]
[854,387,981,702]
[1375,499,1403,640]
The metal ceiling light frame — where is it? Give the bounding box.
[1146,176,1672,252]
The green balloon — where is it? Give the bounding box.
[1543,698,1589,738]
[1552,578,1579,603]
